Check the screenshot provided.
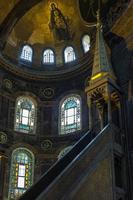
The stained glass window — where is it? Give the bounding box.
[64,46,76,63]
[15,97,36,134]
[60,95,81,134]
[20,45,33,62]
[43,49,55,64]
[8,148,34,200]
[82,35,90,53]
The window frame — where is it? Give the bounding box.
[81,34,90,53]
[42,48,55,65]
[63,46,76,64]
[8,148,34,200]
[59,94,82,135]
[58,146,73,160]
[20,44,33,64]
[14,96,37,134]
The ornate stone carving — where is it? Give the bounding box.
[41,88,55,99]
[89,85,106,101]
[111,92,120,104]
[3,79,13,90]
[0,132,7,144]
[41,140,53,151]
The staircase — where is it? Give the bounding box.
[19,124,116,200]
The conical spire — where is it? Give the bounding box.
[90,10,116,83]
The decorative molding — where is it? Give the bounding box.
[0,53,91,81]
[111,92,120,104]
[0,132,7,144]
[41,88,55,99]
[3,79,13,90]
[41,140,53,151]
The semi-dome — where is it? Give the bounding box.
[0,0,94,80]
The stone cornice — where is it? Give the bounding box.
[0,53,93,81]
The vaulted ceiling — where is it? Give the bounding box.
[1,0,93,67]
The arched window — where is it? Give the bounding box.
[58,146,73,160]
[43,49,55,64]
[82,35,90,53]
[64,46,76,63]
[15,97,36,134]
[60,95,81,134]
[20,45,33,62]
[8,148,34,200]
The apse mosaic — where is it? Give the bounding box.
[0,0,18,24]
[48,2,74,41]
[8,0,79,46]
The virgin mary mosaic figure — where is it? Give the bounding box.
[49,3,73,41]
